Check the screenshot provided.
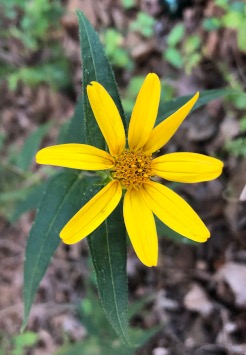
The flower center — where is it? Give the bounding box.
[112,150,153,189]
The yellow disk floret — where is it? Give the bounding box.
[112,150,154,189]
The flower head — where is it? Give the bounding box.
[36,73,223,267]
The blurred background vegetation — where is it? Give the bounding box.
[1,0,246,354]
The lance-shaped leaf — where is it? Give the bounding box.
[77,11,132,345]
[15,122,52,171]
[155,88,233,125]
[22,171,92,330]
[11,181,48,223]
[85,185,132,346]
[58,97,86,144]
[77,10,126,150]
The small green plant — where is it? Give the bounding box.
[0,123,53,220]
[0,0,71,90]
[1,0,63,50]
[55,286,158,355]
[0,332,39,355]
[165,1,246,74]
[121,0,136,9]
[130,11,156,38]
[7,60,71,91]
[164,23,185,69]
[183,35,202,74]
[203,0,246,52]
[164,24,202,73]
[103,29,133,69]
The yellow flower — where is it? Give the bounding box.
[36,73,223,267]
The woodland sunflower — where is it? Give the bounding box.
[36,73,223,267]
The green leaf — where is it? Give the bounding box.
[222,11,243,29]
[77,10,126,150]
[167,24,185,47]
[77,11,132,345]
[15,122,51,171]
[237,22,246,52]
[55,337,136,355]
[121,0,136,9]
[58,97,86,144]
[10,181,48,222]
[164,47,183,69]
[0,186,31,203]
[22,171,92,330]
[13,332,39,355]
[184,35,201,55]
[185,53,202,74]
[87,189,132,346]
[130,12,155,38]
[155,88,234,125]
[202,17,221,31]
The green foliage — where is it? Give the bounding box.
[11,181,48,223]
[156,88,233,126]
[0,123,52,220]
[215,0,229,9]
[22,171,94,331]
[78,11,126,150]
[239,116,246,131]
[0,133,5,150]
[103,29,133,69]
[12,332,39,355]
[77,11,132,345]
[182,35,202,74]
[7,60,71,91]
[165,1,246,75]
[203,0,246,52]
[166,23,185,47]
[222,11,242,29]
[55,286,158,354]
[1,0,63,51]
[164,23,185,69]
[121,0,136,9]
[2,97,86,223]
[225,137,246,157]
[130,12,156,38]
[0,0,70,90]
[87,202,130,345]
[164,25,201,73]
[237,20,246,52]
[15,123,52,171]
[164,47,183,69]
[0,331,38,355]
[58,97,86,144]
[202,17,221,31]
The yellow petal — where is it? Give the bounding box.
[87,82,126,156]
[60,180,122,244]
[36,144,115,170]
[128,73,161,151]
[141,181,210,242]
[143,92,199,154]
[152,152,223,183]
[123,188,158,267]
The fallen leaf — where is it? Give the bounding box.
[214,262,246,308]
[184,283,213,316]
